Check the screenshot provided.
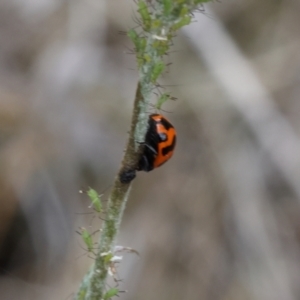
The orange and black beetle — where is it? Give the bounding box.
[137,113,176,172]
[119,113,176,183]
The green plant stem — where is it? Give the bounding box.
[75,1,212,299]
[75,83,148,300]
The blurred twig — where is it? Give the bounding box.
[184,8,300,300]
[184,9,300,202]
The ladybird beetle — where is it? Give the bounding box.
[137,113,176,172]
[119,113,176,183]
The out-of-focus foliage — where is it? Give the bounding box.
[0,0,300,300]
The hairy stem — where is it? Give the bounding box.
[75,1,211,299]
[75,83,148,300]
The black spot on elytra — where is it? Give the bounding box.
[162,135,176,156]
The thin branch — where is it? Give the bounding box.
[75,83,146,300]
[75,1,212,299]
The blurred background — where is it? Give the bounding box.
[1,0,300,299]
